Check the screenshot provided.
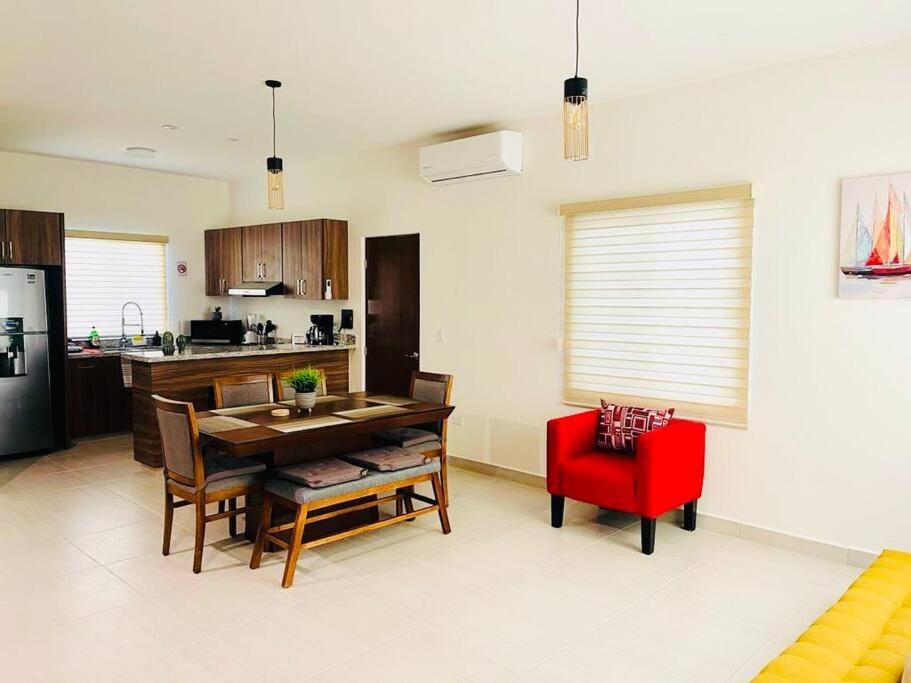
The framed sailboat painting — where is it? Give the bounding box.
[839,172,911,298]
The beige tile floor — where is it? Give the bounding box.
[0,435,862,682]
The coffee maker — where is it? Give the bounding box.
[307,314,335,346]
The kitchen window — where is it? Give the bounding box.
[64,231,169,338]
[560,185,754,427]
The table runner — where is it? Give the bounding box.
[197,415,258,433]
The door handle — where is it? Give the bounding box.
[302,279,307,295]
[261,262,266,279]
[1,241,4,261]
[405,352,419,359]
[7,242,11,262]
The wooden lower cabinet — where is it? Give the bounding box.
[130,350,350,467]
[67,355,133,438]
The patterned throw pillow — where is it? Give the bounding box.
[596,401,675,453]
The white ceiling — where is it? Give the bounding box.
[3,0,911,180]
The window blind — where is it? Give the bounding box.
[65,233,169,338]
[561,185,754,427]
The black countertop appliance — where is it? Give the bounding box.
[308,314,334,345]
[189,319,245,345]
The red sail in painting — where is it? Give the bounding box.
[867,199,891,265]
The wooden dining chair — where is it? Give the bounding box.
[213,373,275,409]
[153,395,266,573]
[273,368,328,401]
[374,371,454,505]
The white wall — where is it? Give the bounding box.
[228,39,911,554]
[0,151,229,330]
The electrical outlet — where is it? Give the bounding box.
[451,415,464,426]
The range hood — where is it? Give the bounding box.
[227,281,283,297]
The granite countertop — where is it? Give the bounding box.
[121,343,356,363]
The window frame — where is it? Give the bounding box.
[559,184,754,428]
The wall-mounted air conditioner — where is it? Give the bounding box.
[419,130,523,185]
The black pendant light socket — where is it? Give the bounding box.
[564,76,588,99]
[267,156,283,172]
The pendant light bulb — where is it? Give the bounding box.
[563,0,589,161]
[265,80,285,209]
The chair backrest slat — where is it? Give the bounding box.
[213,373,275,409]
[409,371,453,438]
[153,395,204,488]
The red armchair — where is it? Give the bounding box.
[546,409,706,554]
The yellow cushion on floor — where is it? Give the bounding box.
[755,550,911,682]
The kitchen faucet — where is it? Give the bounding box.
[120,302,145,347]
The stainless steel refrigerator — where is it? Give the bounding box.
[0,267,53,456]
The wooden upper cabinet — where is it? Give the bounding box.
[282,220,323,299]
[242,224,282,282]
[2,210,64,266]
[322,220,348,300]
[204,227,242,295]
[207,219,346,299]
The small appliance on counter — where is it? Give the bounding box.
[189,319,245,345]
[241,314,277,345]
[307,314,335,346]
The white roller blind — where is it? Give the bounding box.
[562,186,754,427]
[65,234,168,338]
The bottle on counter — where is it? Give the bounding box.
[151,331,161,346]
[89,326,101,348]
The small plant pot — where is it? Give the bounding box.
[295,391,317,410]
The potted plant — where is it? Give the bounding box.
[287,367,321,409]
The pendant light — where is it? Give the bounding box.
[265,79,284,209]
[563,0,589,161]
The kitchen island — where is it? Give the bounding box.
[124,343,355,466]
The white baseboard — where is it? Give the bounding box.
[449,456,878,570]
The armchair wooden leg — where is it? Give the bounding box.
[282,504,309,589]
[551,495,565,528]
[430,473,451,534]
[683,499,698,532]
[641,517,656,555]
[441,451,449,507]
[250,493,274,570]
[228,497,238,537]
[162,491,174,556]
[193,497,206,574]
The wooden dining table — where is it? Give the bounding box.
[196,391,454,541]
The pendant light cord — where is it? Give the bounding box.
[271,87,277,157]
[574,0,580,77]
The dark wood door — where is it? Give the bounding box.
[241,225,262,282]
[221,227,243,291]
[204,229,222,295]
[365,234,419,395]
[322,220,348,299]
[67,355,132,438]
[5,210,63,266]
[282,220,322,299]
[260,223,283,283]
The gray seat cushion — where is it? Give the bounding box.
[342,446,429,472]
[374,427,439,448]
[204,455,267,483]
[275,458,367,488]
[406,439,442,454]
[266,460,441,505]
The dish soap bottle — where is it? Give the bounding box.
[89,326,101,348]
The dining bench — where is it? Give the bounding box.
[249,447,451,588]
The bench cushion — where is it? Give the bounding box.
[276,458,367,489]
[406,439,442,455]
[342,446,429,472]
[374,427,440,448]
[266,460,441,505]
